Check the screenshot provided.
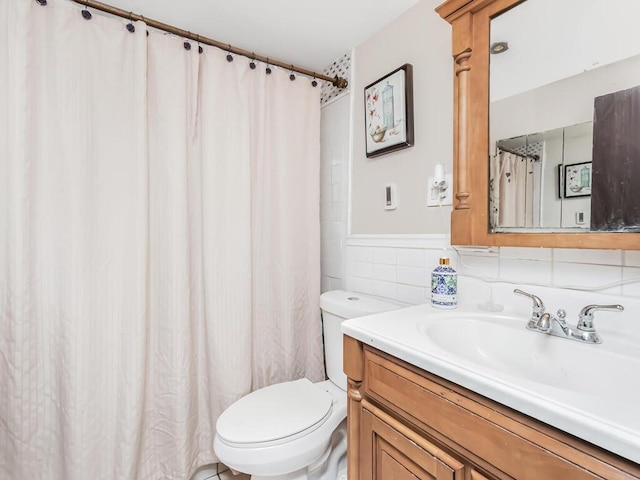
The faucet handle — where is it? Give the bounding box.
[513,289,545,314]
[577,304,624,332]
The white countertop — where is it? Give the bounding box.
[342,302,640,464]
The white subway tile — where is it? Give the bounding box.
[553,262,622,294]
[320,202,343,223]
[622,267,640,298]
[397,248,425,267]
[331,164,342,185]
[499,259,552,285]
[329,277,344,291]
[320,221,341,241]
[373,263,396,281]
[353,262,373,279]
[321,276,333,293]
[425,248,460,271]
[624,251,640,267]
[500,246,552,262]
[553,248,623,266]
[321,239,342,260]
[345,248,356,273]
[373,280,397,300]
[397,266,428,287]
[352,246,373,263]
[397,284,427,305]
[320,181,331,205]
[456,254,499,279]
[348,276,373,295]
[372,247,397,265]
[330,184,341,202]
[320,162,331,187]
[321,257,342,278]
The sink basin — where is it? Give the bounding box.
[417,313,638,401]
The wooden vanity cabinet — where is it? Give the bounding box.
[344,336,640,480]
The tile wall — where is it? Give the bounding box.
[344,240,640,305]
[320,93,350,293]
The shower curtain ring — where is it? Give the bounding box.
[226,45,234,62]
[289,65,296,81]
[139,15,149,36]
[183,33,192,51]
[196,35,203,54]
[126,12,135,33]
[249,53,257,70]
[265,58,272,75]
[81,2,92,20]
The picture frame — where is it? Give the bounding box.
[364,64,414,158]
[557,164,563,199]
[563,162,592,198]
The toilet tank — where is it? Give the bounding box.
[319,290,401,391]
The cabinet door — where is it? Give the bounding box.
[361,406,465,480]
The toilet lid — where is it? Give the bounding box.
[216,379,333,446]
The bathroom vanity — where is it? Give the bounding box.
[342,302,640,479]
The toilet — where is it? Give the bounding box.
[213,290,400,479]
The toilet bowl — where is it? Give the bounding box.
[213,290,400,479]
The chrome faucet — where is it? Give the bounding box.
[513,289,624,344]
[513,289,545,328]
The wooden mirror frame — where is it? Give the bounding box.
[436,0,639,249]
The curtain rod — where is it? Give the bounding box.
[497,145,540,161]
[69,0,349,89]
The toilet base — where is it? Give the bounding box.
[249,420,346,480]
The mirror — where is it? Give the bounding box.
[436,0,640,248]
[489,0,640,233]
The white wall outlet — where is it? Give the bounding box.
[427,173,453,206]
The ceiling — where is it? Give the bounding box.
[96,0,422,73]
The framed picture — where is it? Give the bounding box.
[563,162,592,198]
[364,64,414,158]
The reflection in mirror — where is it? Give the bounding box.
[489,0,640,233]
[491,123,593,232]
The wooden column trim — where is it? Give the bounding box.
[344,335,365,480]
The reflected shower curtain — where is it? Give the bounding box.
[0,1,323,479]
[491,151,534,228]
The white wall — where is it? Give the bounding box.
[350,0,453,234]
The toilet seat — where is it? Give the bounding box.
[216,379,334,448]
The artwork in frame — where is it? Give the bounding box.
[364,64,414,158]
[563,162,592,198]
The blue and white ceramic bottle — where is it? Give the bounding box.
[431,257,457,309]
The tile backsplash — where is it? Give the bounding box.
[344,237,640,305]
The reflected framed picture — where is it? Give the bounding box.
[364,64,414,158]
[562,162,591,198]
[563,162,592,198]
[557,164,563,199]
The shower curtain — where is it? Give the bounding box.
[0,1,324,479]
[491,150,534,228]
